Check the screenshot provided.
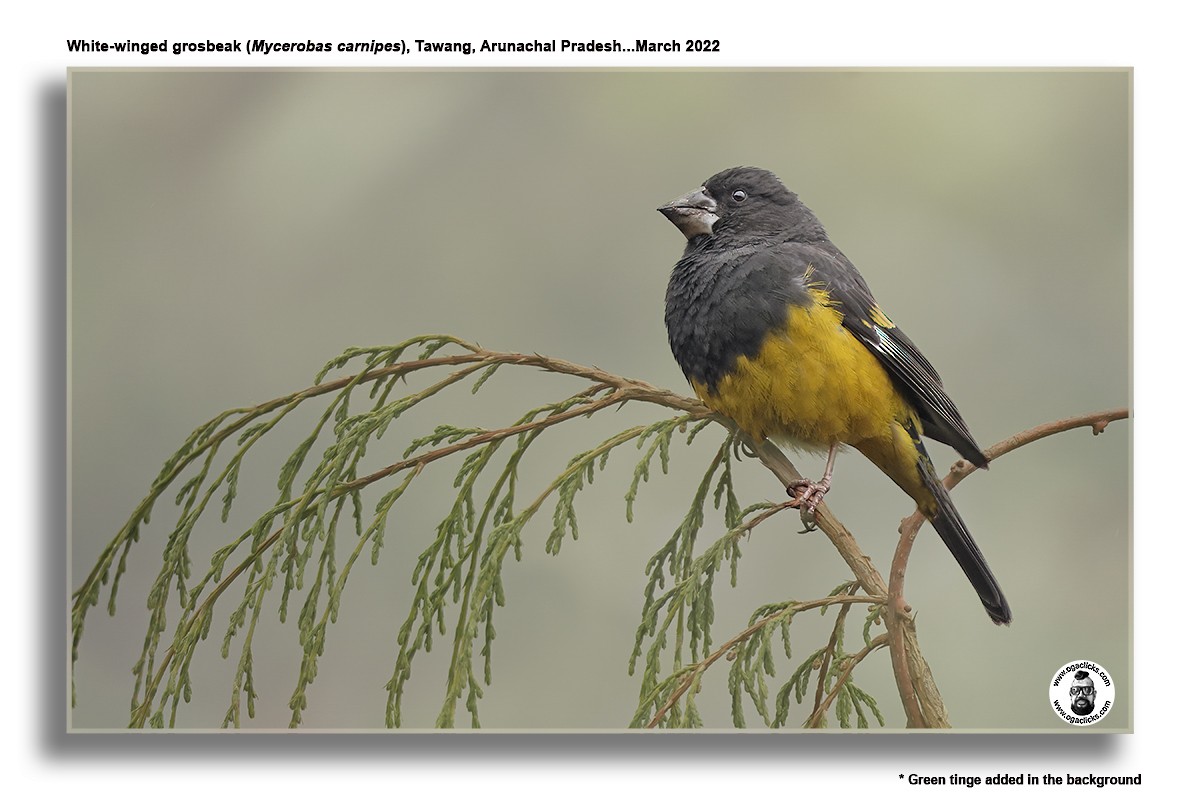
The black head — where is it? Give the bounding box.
[658,166,826,243]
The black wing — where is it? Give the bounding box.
[777,242,988,468]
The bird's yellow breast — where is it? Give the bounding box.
[693,300,911,450]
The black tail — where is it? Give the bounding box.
[917,458,1012,625]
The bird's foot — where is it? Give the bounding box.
[786,477,831,511]
[786,477,831,529]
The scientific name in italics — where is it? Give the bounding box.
[65,37,721,57]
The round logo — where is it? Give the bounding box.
[1048,660,1115,726]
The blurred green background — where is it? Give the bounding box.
[69,69,1130,731]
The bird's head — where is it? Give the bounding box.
[657,166,824,243]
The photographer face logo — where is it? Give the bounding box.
[1049,661,1114,726]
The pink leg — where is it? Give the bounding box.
[787,443,838,514]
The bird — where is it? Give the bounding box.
[658,166,1011,625]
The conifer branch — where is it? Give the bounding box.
[886,406,1130,727]
[70,335,1129,730]
[641,593,883,729]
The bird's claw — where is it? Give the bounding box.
[787,478,830,532]
[787,477,831,514]
[730,433,757,462]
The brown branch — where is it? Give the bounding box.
[948,408,1130,492]
[886,407,1129,726]
[337,386,627,494]
[644,594,883,729]
[126,389,642,724]
[114,347,708,726]
[743,439,888,596]
[735,408,1126,728]
[728,501,793,542]
[130,519,287,727]
[887,533,928,727]
[804,634,890,728]
[88,334,1129,730]
[808,585,860,723]
[74,346,713,605]
[730,433,924,724]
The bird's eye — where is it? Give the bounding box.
[731,190,748,203]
